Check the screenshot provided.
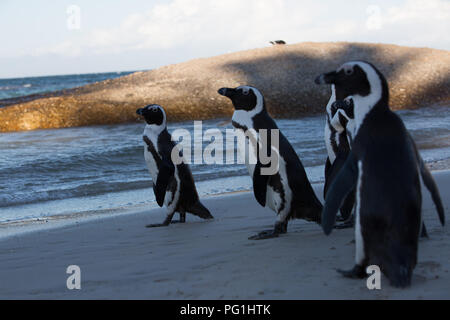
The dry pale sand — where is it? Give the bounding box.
[1,42,449,132]
[0,171,448,300]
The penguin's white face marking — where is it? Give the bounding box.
[324,85,337,163]
[326,85,336,117]
[137,104,167,136]
[339,62,383,131]
[218,85,264,129]
[316,61,387,135]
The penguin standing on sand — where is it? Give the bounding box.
[316,61,445,287]
[136,104,213,227]
[218,86,323,240]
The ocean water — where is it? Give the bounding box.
[0,72,449,223]
[0,105,449,223]
[0,71,134,101]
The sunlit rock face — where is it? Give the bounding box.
[1,42,449,132]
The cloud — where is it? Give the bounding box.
[30,41,82,57]
[377,0,450,48]
[31,0,450,60]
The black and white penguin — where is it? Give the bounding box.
[318,86,356,227]
[136,104,213,227]
[316,61,445,287]
[218,86,323,240]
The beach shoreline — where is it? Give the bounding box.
[1,160,448,240]
[0,170,448,299]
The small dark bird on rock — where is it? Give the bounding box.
[270,40,286,45]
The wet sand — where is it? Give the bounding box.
[0,171,448,299]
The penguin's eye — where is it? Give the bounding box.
[345,67,353,75]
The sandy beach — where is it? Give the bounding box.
[0,170,448,300]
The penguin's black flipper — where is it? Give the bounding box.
[410,135,445,226]
[322,152,358,235]
[339,190,355,222]
[252,130,273,207]
[154,154,175,207]
[419,161,445,226]
[325,151,355,221]
[253,162,269,207]
[323,157,332,198]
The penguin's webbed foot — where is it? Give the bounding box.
[169,219,186,224]
[146,219,186,227]
[334,215,354,229]
[248,229,281,240]
[337,265,367,279]
[146,214,176,228]
[248,221,287,240]
[146,222,170,228]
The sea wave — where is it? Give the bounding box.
[0,105,448,221]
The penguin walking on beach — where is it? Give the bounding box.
[316,61,445,287]
[218,86,323,240]
[319,87,356,228]
[136,104,213,227]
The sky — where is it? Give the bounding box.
[0,0,449,78]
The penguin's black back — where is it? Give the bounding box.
[252,111,323,222]
[354,106,421,287]
[157,129,204,214]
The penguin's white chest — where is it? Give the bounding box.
[142,130,179,209]
[267,157,291,217]
[144,147,159,183]
[143,130,159,182]
[324,117,336,163]
[235,132,290,215]
[234,127,258,177]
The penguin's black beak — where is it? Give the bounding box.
[218,87,234,98]
[136,108,143,116]
[315,71,337,85]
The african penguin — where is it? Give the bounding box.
[328,95,429,236]
[316,84,356,228]
[136,104,213,227]
[218,85,323,240]
[317,61,445,287]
